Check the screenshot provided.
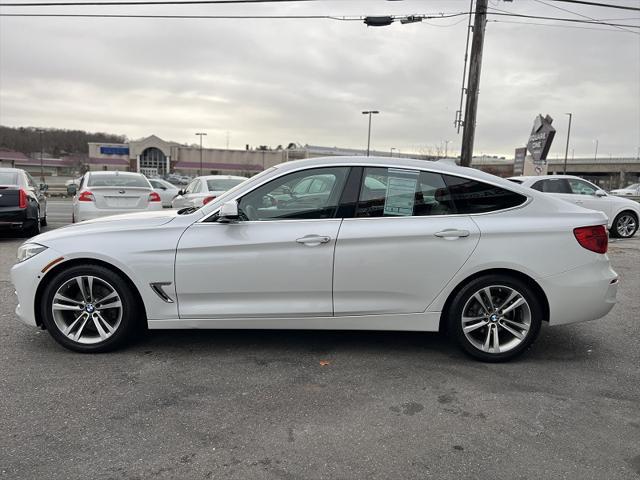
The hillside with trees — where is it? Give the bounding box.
[0,126,126,156]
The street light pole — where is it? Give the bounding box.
[362,110,379,156]
[444,140,451,158]
[195,132,207,176]
[563,113,572,174]
[594,139,599,161]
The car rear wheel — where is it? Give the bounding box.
[448,275,543,362]
[40,264,142,353]
[610,211,638,238]
[23,209,40,237]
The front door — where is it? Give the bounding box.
[174,166,350,319]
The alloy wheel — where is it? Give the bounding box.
[461,285,532,354]
[51,275,123,344]
[616,214,637,238]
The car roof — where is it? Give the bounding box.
[276,156,526,191]
[199,175,247,180]
[87,171,144,176]
[0,167,23,173]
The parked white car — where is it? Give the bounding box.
[72,171,163,223]
[610,183,640,198]
[147,178,180,207]
[171,175,247,209]
[509,175,640,238]
[12,157,618,361]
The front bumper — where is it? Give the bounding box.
[540,257,618,325]
[10,246,64,327]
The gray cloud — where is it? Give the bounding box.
[1,0,638,157]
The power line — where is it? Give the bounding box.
[490,18,637,33]
[0,8,637,31]
[486,11,640,29]
[532,0,637,35]
[547,0,640,12]
[0,0,318,5]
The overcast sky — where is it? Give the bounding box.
[1,0,639,158]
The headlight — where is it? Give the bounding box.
[16,243,48,263]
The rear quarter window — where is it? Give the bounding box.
[442,175,527,214]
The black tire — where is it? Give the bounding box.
[447,274,543,362]
[23,210,41,237]
[40,264,143,353]
[609,211,638,239]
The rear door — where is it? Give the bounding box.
[333,167,481,315]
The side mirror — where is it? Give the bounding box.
[217,200,239,222]
[67,184,77,196]
[40,183,49,191]
[595,189,607,197]
[177,189,185,196]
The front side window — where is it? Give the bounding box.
[356,168,455,217]
[238,167,349,221]
[532,178,571,194]
[568,178,597,195]
[185,180,198,194]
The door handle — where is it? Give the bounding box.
[574,200,584,204]
[296,235,331,246]
[434,229,470,239]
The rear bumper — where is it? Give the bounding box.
[540,258,618,325]
[0,207,31,230]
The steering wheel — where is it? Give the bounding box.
[263,194,277,207]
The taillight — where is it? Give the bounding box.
[78,191,95,202]
[574,225,608,254]
[19,189,28,209]
[203,195,216,205]
[149,192,161,202]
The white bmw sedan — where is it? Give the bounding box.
[12,157,618,361]
[509,175,640,238]
[72,171,163,223]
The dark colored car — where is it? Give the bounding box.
[0,168,48,236]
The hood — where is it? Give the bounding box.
[30,209,194,245]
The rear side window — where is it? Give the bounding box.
[206,178,245,191]
[441,175,527,214]
[356,168,455,217]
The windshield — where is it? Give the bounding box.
[206,178,245,191]
[88,174,150,188]
[625,183,639,189]
[0,172,18,185]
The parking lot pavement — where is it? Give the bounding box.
[0,217,638,480]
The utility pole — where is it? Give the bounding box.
[195,132,206,176]
[563,113,572,174]
[38,129,44,182]
[444,140,451,158]
[460,0,488,167]
[362,110,379,156]
[594,139,599,161]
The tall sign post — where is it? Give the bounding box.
[523,114,555,176]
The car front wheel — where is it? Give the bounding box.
[40,264,142,352]
[448,275,543,362]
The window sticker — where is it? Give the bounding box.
[383,170,418,216]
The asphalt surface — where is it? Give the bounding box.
[1,199,639,480]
